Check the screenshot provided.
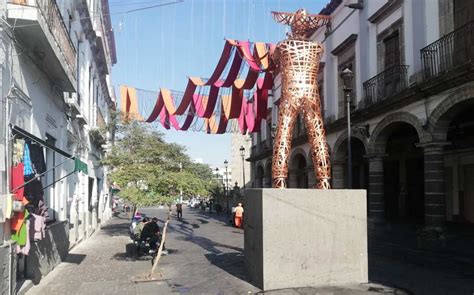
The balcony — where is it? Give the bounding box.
[421,21,474,81]
[251,145,257,157]
[362,65,409,107]
[7,0,77,91]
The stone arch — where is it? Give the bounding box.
[263,160,272,188]
[288,147,309,188]
[368,112,431,154]
[264,160,272,177]
[255,163,265,188]
[428,84,474,141]
[332,130,369,162]
[290,147,310,168]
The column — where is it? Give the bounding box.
[331,160,345,189]
[288,170,298,188]
[418,142,448,248]
[307,168,316,188]
[367,154,385,223]
[263,175,272,188]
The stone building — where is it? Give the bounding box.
[249,0,474,243]
[0,0,116,292]
[231,133,251,188]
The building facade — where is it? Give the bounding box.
[0,0,116,293]
[231,133,251,188]
[249,0,474,242]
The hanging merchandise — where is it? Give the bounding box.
[28,143,46,175]
[24,175,44,208]
[16,219,31,255]
[23,142,34,176]
[11,162,25,200]
[11,209,30,247]
[10,211,25,232]
[30,213,46,241]
[12,138,25,166]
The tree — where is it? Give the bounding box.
[103,121,215,209]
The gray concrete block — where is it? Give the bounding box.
[244,189,368,291]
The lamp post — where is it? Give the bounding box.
[224,159,229,215]
[214,167,219,213]
[239,146,246,188]
[340,67,354,189]
[179,162,183,203]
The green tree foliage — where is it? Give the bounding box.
[103,121,214,208]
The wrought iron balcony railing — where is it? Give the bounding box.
[362,65,409,106]
[421,21,473,80]
[251,145,257,157]
[36,0,77,78]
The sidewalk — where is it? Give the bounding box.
[26,213,173,295]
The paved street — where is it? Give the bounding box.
[26,207,404,295]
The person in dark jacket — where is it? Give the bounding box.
[140,217,165,252]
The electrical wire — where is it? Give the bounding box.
[5,0,184,29]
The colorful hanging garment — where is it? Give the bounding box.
[23,143,34,176]
[11,209,29,246]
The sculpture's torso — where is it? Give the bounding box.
[277,39,323,91]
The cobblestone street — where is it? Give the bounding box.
[25,207,405,295]
[24,205,474,295]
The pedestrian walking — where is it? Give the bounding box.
[234,203,244,228]
[176,202,183,219]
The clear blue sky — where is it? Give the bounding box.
[109,0,327,167]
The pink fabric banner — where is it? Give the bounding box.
[120,39,276,134]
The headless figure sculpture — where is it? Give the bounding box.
[271,9,331,189]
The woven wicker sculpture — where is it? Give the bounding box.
[271,9,331,189]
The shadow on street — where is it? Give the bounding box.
[367,222,474,294]
[204,252,250,283]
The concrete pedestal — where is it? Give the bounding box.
[244,189,368,291]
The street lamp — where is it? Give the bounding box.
[224,159,229,215]
[239,146,246,188]
[340,67,354,189]
[214,167,219,213]
[179,162,183,203]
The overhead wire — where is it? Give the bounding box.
[5,0,184,29]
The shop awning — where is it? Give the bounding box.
[10,125,89,192]
[12,125,74,159]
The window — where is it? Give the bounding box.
[376,21,405,99]
[376,20,404,73]
[383,32,400,69]
[338,61,355,118]
[332,35,357,119]
[336,48,356,118]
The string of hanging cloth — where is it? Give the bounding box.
[120,40,275,134]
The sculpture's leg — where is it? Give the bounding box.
[302,90,331,189]
[272,96,300,188]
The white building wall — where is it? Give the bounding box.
[1,0,116,246]
[230,133,251,188]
